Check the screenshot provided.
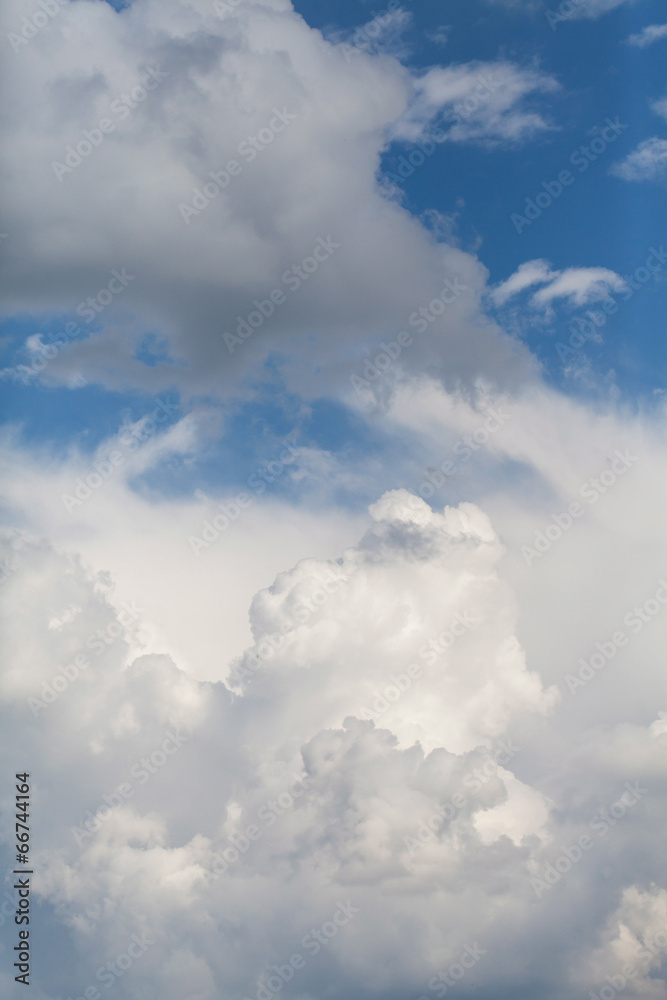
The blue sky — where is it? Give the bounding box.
[303,0,667,395]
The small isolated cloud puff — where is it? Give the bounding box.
[626,23,667,47]
[610,137,667,181]
[652,96,667,121]
[490,259,559,306]
[389,61,559,146]
[492,260,627,308]
[531,267,627,307]
[425,25,451,46]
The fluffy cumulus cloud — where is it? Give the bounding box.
[2,0,667,998]
[3,360,667,999]
[2,473,667,1000]
[0,0,542,401]
[610,137,667,181]
[229,490,558,758]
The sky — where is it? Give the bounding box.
[1,0,667,998]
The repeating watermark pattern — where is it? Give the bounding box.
[351,331,414,393]
[521,449,639,566]
[417,942,487,999]
[8,0,67,54]
[179,108,297,224]
[75,267,135,322]
[188,438,301,554]
[350,276,469,397]
[385,74,501,184]
[443,74,502,130]
[0,554,19,585]
[232,566,349,683]
[27,601,143,716]
[221,236,340,354]
[52,68,169,181]
[357,611,480,722]
[565,580,667,695]
[13,267,135,385]
[404,740,520,856]
[556,247,666,365]
[17,327,75,384]
[531,781,648,898]
[588,929,667,1000]
[385,126,449,184]
[241,901,359,1000]
[546,0,589,31]
[213,0,245,17]
[71,729,190,846]
[511,118,628,234]
[65,932,155,999]
[61,397,178,513]
[15,320,84,385]
[415,407,511,499]
[201,774,313,884]
[339,0,401,62]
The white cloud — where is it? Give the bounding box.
[572,886,667,995]
[611,137,667,181]
[230,489,558,756]
[2,433,667,998]
[626,22,667,46]
[0,493,558,996]
[2,2,666,998]
[425,25,451,46]
[651,95,667,121]
[530,267,627,307]
[390,61,559,146]
[2,365,667,999]
[0,0,540,403]
[328,6,414,62]
[0,419,367,683]
[490,259,559,306]
[492,260,627,309]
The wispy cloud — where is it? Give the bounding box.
[626,23,667,47]
[611,137,667,181]
[390,61,559,147]
[492,260,627,308]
